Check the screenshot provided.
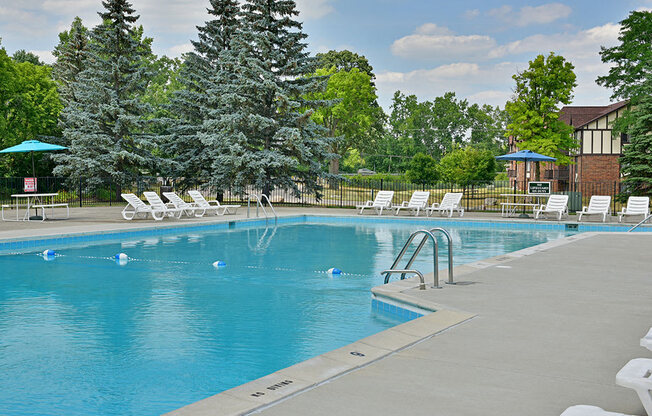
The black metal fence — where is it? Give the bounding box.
[0,176,634,214]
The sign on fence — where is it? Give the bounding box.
[23,177,37,193]
[528,181,551,195]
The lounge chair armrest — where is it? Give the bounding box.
[430,203,440,208]
[205,199,221,207]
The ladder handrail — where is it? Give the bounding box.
[384,229,440,288]
[381,269,426,290]
[259,194,277,217]
[628,214,652,232]
[246,194,277,218]
[383,227,455,289]
[430,228,454,285]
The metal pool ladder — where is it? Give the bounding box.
[381,228,454,289]
[247,194,277,219]
[628,214,652,232]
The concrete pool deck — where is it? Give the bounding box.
[1,207,650,416]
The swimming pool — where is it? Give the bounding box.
[0,217,576,415]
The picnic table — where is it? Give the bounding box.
[500,193,547,217]
[2,193,69,221]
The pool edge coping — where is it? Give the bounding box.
[163,309,476,416]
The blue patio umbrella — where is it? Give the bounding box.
[496,150,557,217]
[495,149,556,163]
[495,149,556,180]
[0,139,68,177]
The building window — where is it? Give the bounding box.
[621,133,630,144]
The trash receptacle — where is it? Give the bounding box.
[556,191,581,212]
[160,185,173,203]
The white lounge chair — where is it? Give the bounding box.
[162,191,203,217]
[618,196,650,223]
[561,405,633,416]
[188,190,240,215]
[143,191,184,219]
[642,328,652,351]
[535,194,569,220]
[426,192,464,218]
[616,358,652,416]
[578,196,611,222]
[121,193,163,221]
[356,190,394,215]
[393,191,430,216]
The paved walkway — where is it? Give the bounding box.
[252,232,652,416]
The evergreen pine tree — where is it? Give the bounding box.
[53,0,157,186]
[163,0,240,183]
[597,10,652,196]
[52,17,89,111]
[206,0,336,197]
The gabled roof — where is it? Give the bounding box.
[559,100,629,129]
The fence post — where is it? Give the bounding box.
[613,181,617,215]
[340,178,343,207]
[78,178,82,208]
[380,179,384,191]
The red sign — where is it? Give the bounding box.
[24,177,37,193]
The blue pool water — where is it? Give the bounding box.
[0,218,575,415]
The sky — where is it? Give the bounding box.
[0,0,650,111]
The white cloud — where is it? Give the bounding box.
[31,50,55,64]
[376,61,523,109]
[468,90,513,105]
[167,42,193,57]
[414,23,452,36]
[464,9,480,19]
[379,20,621,111]
[488,3,572,27]
[295,0,335,20]
[391,26,497,61]
[489,23,620,61]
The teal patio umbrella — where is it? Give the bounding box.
[0,139,68,177]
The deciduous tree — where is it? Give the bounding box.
[505,52,577,179]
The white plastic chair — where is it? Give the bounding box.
[642,328,652,352]
[356,190,394,215]
[560,405,633,416]
[143,192,184,219]
[121,193,160,220]
[393,191,430,216]
[535,194,569,220]
[426,192,464,218]
[578,196,611,222]
[188,190,240,215]
[616,358,652,416]
[618,197,650,223]
[162,191,203,217]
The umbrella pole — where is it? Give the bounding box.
[30,151,40,219]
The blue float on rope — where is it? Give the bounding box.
[213,260,226,268]
[115,253,128,261]
[43,249,55,257]
[328,268,342,275]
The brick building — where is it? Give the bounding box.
[507,100,629,191]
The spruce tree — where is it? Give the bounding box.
[206,0,336,197]
[597,10,652,196]
[163,0,240,183]
[53,0,157,186]
[52,17,89,113]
